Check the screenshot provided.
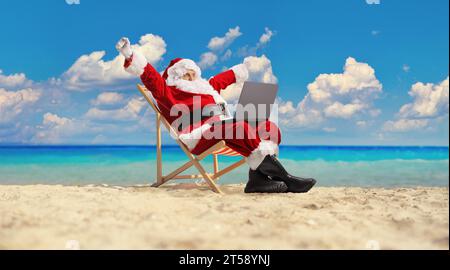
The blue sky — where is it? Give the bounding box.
[0,0,448,145]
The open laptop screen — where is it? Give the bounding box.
[234,82,278,122]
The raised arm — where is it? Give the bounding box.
[116,37,166,99]
[208,64,249,93]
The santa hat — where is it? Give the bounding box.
[163,58,202,86]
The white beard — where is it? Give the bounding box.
[167,77,226,104]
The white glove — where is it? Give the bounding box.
[115,37,133,59]
[231,64,249,83]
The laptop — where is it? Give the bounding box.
[221,81,278,123]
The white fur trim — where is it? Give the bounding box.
[125,50,147,76]
[168,75,227,105]
[166,59,227,104]
[231,64,249,84]
[246,140,279,170]
[179,123,212,150]
[166,59,202,86]
[165,59,231,122]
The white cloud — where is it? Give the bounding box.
[307,57,382,104]
[243,55,278,83]
[62,51,130,90]
[279,57,382,128]
[258,27,275,46]
[221,49,232,61]
[323,102,365,119]
[62,34,166,90]
[278,99,324,128]
[366,0,381,4]
[197,52,218,69]
[91,92,124,106]
[237,45,256,57]
[383,119,429,132]
[0,35,156,144]
[402,64,411,73]
[91,134,108,144]
[371,30,381,36]
[1,34,165,143]
[0,122,35,144]
[32,100,152,143]
[223,57,381,130]
[0,70,33,89]
[278,100,295,114]
[383,76,449,132]
[207,26,242,51]
[85,97,147,121]
[34,113,79,144]
[0,88,41,124]
[135,34,167,63]
[369,109,381,117]
[399,77,449,118]
[237,28,277,57]
[322,127,337,133]
[33,112,106,144]
[42,112,71,127]
[356,120,367,127]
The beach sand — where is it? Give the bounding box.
[0,184,448,250]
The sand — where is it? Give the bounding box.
[0,184,448,250]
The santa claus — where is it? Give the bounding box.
[116,37,316,193]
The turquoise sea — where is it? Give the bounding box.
[0,145,448,187]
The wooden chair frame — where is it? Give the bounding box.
[137,84,246,194]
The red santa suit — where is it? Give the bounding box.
[123,50,281,170]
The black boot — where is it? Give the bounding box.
[257,155,316,193]
[244,169,288,193]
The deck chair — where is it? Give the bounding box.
[137,84,246,194]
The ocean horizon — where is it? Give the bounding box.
[0,145,448,187]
